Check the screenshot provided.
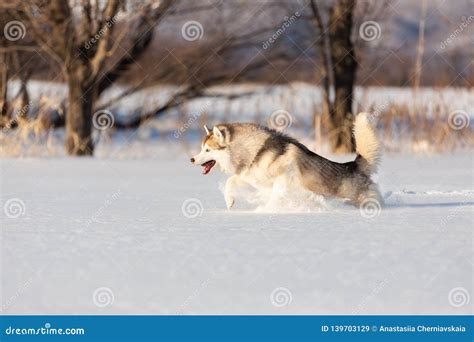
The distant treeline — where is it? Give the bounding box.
[6,39,472,88]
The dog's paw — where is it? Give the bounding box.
[225,196,235,209]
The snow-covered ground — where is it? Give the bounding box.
[1,151,472,315]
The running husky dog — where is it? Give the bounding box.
[191,113,382,209]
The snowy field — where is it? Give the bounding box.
[1,150,472,315]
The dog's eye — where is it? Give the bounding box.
[205,149,210,152]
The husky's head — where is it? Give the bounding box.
[190,125,231,175]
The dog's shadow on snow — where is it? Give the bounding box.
[385,201,474,209]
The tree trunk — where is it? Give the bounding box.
[65,66,94,156]
[328,0,357,153]
[0,52,9,122]
[309,0,334,122]
[411,0,428,143]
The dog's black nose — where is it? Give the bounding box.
[190,158,195,164]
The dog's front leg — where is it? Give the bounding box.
[224,175,243,209]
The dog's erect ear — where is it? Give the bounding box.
[204,125,210,135]
[212,126,225,145]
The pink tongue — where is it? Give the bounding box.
[202,160,215,175]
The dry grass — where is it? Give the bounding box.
[1,90,472,157]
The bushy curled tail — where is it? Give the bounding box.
[353,112,381,176]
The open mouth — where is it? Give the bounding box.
[201,160,216,175]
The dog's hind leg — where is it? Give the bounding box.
[224,175,246,209]
[357,183,384,207]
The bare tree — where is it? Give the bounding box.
[78,0,293,129]
[309,0,357,153]
[0,11,13,123]
[18,0,174,155]
[0,35,33,128]
[109,27,291,128]
[11,0,290,153]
